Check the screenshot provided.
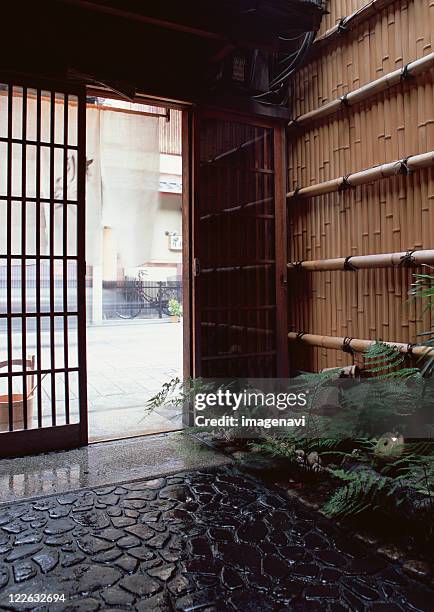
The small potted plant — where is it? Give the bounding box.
[168,298,182,323]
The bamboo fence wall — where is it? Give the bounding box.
[287,0,434,371]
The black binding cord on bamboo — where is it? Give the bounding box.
[342,337,354,352]
[336,17,348,34]
[400,63,413,82]
[407,343,416,359]
[343,256,358,271]
[399,250,416,267]
[399,157,411,175]
[341,336,356,364]
[338,175,353,192]
[340,93,350,107]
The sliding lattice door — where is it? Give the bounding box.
[193,112,288,378]
[0,77,87,456]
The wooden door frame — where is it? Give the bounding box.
[83,90,194,405]
[0,87,288,457]
[188,107,289,379]
[273,123,289,377]
[182,109,193,382]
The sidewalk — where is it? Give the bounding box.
[86,321,183,440]
[0,320,183,441]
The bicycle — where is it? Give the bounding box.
[114,271,181,320]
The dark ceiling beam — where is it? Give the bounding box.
[55,0,252,45]
[53,0,321,51]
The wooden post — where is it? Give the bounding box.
[274,125,289,376]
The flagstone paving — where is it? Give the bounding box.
[0,466,432,611]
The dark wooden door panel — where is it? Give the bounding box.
[193,112,288,378]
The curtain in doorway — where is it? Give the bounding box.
[86,106,160,272]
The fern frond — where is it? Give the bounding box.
[363,342,420,379]
[249,435,298,460]
[323,470,402,518]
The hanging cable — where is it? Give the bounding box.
[253,31,316,105]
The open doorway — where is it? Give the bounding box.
[84,96,184,441]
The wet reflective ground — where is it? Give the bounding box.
[0,434,230,504]
[0,466,432,611]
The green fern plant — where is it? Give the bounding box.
[249,435,299,463]
[362,341,420,379]
[251,435,373,459]
[145,376,212,424]
[288,368,344,438]
[336,342,424,438]
[323,468,402,517]
[379,443,434,495]
[324,442,434,521]
[341,380,424,438]
[410,272,434,311]
[409,271,434,376]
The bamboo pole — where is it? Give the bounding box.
[288,52,434,129]
[287,151,434,199]
[312,0,399,51]
[288,332,434,358]
[286,0,434,372]
[287,249,434,272]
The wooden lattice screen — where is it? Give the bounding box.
[193,112,288,378]
[0,77,88,456]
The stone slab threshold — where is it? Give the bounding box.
[0,433,232,506]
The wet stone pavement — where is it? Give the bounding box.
[0,466,432,611]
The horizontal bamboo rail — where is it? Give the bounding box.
[287,249,434,272]
[287,151,434,199]
[289,52,434,129]
[288,332,434,358]
[312,0,398,50]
